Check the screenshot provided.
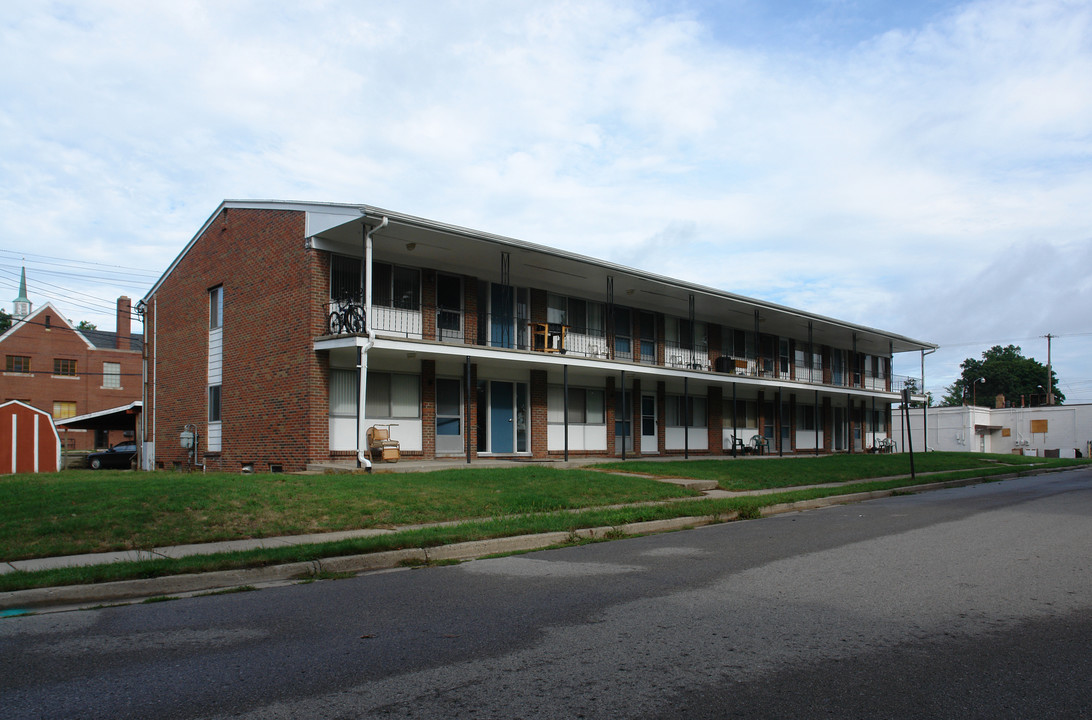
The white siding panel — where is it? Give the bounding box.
[329,416,357,451]
[665,428,708,451]
[795,431,824,450]
[547,425,608,452]
[208,328,223,384]
[207,421,222,452]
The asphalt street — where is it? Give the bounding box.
[2,468,1090,719]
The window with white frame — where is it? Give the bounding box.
[366,372,420,418]
[798,404,816,431]
[329,370,358,418]
[667,318,707,352]
[208,385,222,422]
[666,395,707,427]
[53,358,77,376]
[210,285,223,329]
[547,386,605,424]
[373,263,420,310]
[103,362,121,389]
[722,328,755,359]
[53,401,77,420]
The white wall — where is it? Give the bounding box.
[891,404,1092,457]
[666,427,708,451]
[547,424,608,452]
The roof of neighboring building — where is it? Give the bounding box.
[81,328,143,353]
[0,302,142,352]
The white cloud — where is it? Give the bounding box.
[1,0,1090,400]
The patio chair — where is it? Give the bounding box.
[367,424,401,463]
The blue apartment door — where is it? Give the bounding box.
[490,381,515,453]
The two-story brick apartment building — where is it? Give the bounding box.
[1,284,143,451]
[140,200,934,472]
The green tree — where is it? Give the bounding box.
[76,320,97,331]
[0,309,10,333]
[940,345,1063,407]
[900,377,933,408]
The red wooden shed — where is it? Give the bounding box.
[0,400,62,474]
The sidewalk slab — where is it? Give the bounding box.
[7,549,162,574]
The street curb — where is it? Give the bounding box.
[0,468,1072,613]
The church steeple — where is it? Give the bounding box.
[12,266,31,320]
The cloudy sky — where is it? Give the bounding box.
[2,0,1090,402]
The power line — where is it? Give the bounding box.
[931,332,1092,350]
[0,249,161,277]
[0,263,157,284]
[0,273,143,319]
[0,268,143,303]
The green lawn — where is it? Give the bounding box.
[0,453,1086,594]
[593,452,1086,491]
[0,466,697,561]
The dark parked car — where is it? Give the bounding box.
[87,442,137,470]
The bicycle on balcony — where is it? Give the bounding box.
[327,294,366,335]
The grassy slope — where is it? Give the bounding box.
[0,466,696,561]
[592,452,1082,490]
[0,453,1087,593]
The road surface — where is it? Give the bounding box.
[3,468,1091,718]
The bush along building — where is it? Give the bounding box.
[140,201,935,472]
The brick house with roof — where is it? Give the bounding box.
[0,276,143,451]
[140,200,935,472]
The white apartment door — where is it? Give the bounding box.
[435,378,463,455]
[641,394,657,453]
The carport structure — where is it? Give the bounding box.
[56,401,143,466]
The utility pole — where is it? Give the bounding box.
[1045,333,1054,406]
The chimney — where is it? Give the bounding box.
[116,296,131,349]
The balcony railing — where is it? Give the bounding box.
[322,299,917,395]
[664,340,711,370]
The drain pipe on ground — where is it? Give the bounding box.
[357,215,388,471]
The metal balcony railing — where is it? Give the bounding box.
[663,340,711,370]
[322,300,916,396]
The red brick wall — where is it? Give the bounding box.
[148,208,328,471]
[708,324,722,368]
[530,369,548,458]
[421,360,436,457]
[708,385,723,454]
[421,270,437,341]
[463,277,479,347]
[656,381,666,454]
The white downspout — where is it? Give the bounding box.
[357,216,388,470]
